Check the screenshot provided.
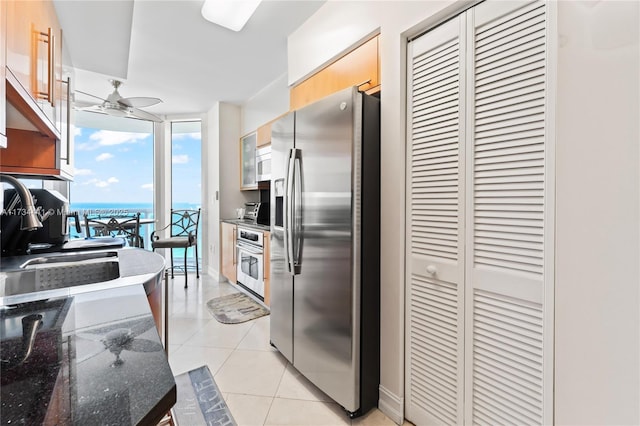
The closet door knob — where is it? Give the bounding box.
[426,265,437,275]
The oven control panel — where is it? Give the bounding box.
[237,227,264,248]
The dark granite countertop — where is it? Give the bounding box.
[221,218,270,233]
[0,284,176,425]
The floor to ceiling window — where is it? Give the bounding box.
[69,115,154,246]
[171,120,202,267]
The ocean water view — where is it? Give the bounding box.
[69,202,202,265]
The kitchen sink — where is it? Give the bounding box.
[1,252,120,298]
[20,251,117,268]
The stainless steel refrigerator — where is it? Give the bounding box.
[269,86,380,418]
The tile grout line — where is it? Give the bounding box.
[262,360,289,425]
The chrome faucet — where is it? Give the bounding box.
[0,314,44,370]
[0,174,43,230]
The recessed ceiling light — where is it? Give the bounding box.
[201,0,262,32]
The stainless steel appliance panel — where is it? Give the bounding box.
[256,145,271,182]
[269,112,295,363]
[292,88,359,411]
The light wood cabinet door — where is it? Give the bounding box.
[256,122,271,147]
[3,0,71,179]
[263,231,270,306]
[6,0,35,95]
[290,35,379,110]
[6,0,61,125]
[221,222,237,283]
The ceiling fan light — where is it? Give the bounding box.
[100,104,129,118]
[201,0,262,31]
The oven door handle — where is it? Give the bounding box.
[236,242,263,255]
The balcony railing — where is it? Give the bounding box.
[69,206,202,270]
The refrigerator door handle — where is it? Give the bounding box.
[292,149,303,274]
[285,148,296,275]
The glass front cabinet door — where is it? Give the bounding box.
[240,132,257,190]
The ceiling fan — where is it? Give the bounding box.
[74,79,163,123]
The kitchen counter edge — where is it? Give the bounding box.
[0,248,166,306]
[221,219,270,232]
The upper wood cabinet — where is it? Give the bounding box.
[2,0,73,180]
[290,35,380,110]
[256,121,271,147]
[6,0,62,129]
[240,132,258,190]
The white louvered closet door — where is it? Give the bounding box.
[465,1,552,425]
[406,1,553,425]
[406,15,466,426]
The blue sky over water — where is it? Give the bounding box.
[70,127,201,205]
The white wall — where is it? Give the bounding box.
[206,102,259,279]
[218,103,258,221]
[555,1,640,424]
[288,1,465,422]
[203,108,219,277]
[241,73,290,135]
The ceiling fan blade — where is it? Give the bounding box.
[128,107,163,123]
[73,100,101,109]
[119,96,162,108]
[75,89,107,102]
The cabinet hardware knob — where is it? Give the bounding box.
[426,265,437,275]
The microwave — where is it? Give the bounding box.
[256,145,271,182]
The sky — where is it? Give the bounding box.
[69,125,201,206]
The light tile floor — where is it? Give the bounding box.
[166,273,410,426]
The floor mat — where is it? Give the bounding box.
[206,292,269,324]
[172,365,236,426]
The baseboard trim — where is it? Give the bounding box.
[378,385,404,425]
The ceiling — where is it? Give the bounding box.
[53,0,325,122]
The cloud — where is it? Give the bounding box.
[76,142,93,151]
[95,153,114,162]
[172,132,201,140]
[90,130,150,146]
[85,177,119,188]
[74,168,93,176]
[73,126,82,137]
[172,154,189,164]
[75,129,151,151]
[141,183,153,191]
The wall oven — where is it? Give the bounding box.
[236,227,264,300]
